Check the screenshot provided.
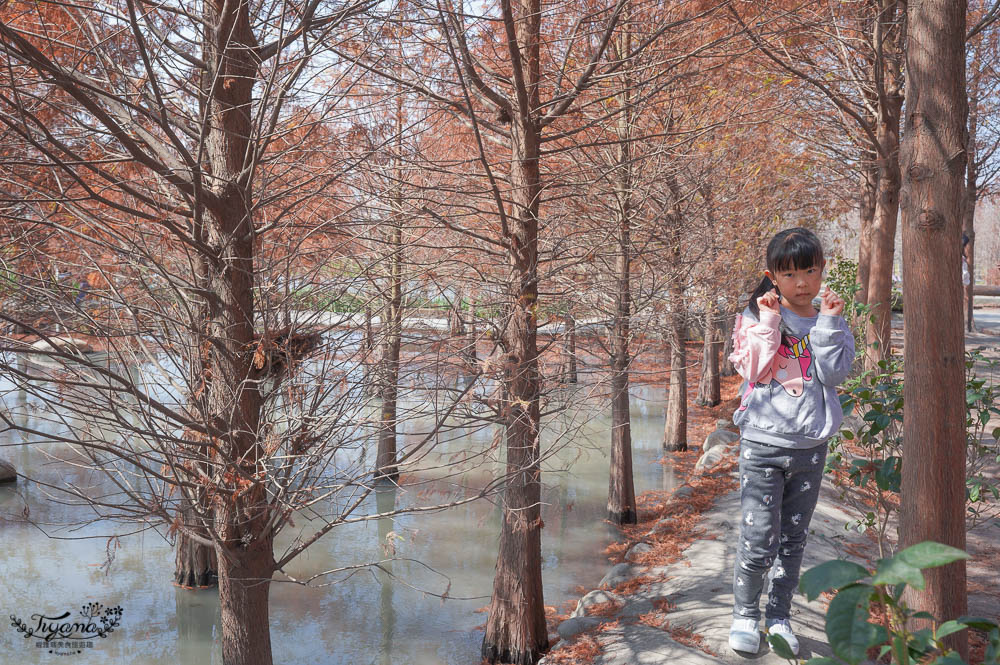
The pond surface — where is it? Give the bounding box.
[0,358,683,665]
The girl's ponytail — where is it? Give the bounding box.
[747,275,777,319]
[747,274,793,345]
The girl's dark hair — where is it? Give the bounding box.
[748,227,825,323]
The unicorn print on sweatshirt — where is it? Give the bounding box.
[740,333,813,407]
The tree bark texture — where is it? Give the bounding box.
[608,76,636,525]
[564,315,578,384]
[695,305,721,407]
[464,298,479,376]
[865,0,905,370]
[376,220,403,482]
[174,494,218,588]
[662,168,687,452]
[857,147,878,306]
[481,0,548,661]
[663,291,687,452]
[216,534,276,665]
[200,0,274,660]
[899,0,968,658]
[450,289,466,338]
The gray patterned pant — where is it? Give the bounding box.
[732,438,827,621]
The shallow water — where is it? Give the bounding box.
[0,361,682,665]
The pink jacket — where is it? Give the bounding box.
[728,309,782,384]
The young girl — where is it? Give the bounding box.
[727,228,855,655]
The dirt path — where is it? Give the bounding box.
[539,309,1000,665]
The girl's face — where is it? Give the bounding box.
[765,259,825,312]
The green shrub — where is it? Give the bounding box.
[768,541,999,665]
[828,350,1000,553]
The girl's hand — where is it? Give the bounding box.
[820,286,845,316]
[757,289,780,315]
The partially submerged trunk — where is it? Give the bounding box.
[481,0,547,658]
[174,494,217,588]
[200,0,273,659]
[216,534,276,665]
[899,0,968,658]
[376,220,403,483]
[608,79,636,525]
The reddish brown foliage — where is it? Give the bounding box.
[613,574,668,596]
[585,600,623,618]
[544,634,602,665]
[664,621,717,656]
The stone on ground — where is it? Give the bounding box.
[0,458,15,483]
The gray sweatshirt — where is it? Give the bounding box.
[729,305,856,449]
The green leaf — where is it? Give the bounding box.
[985,628,1000,665]
[800,560,870,601]
[928,652,968,665]
[872,555,924,589]
[826,583,886,665]
[957,616,1000,632]
[768,633,797,660]
[875,456,901,492]
[911,611,936,620]
[910,628,934,653]
[896,542,969,571]
[936,620,967,640]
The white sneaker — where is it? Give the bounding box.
[766,618,800,656]
[729,617,760,653]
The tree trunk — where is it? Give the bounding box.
[481,1,547,660]
[463,298,478,378]
[376,97,406,483]
[365,305,375,354]
[376,220,403,482]
[857,147,878,305]
[564,315,578,383]
[662,161,687,452]
[174,494,217,588]
[663,291,687,452]
[695,304,720,407]
[899,0,968,658]
[216,536,275,665]
[200,0,272,659]
[865,0,906,370]
[608,69,636,525]
[450,289,465,338]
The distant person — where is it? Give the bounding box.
[726,228,855,656]
[962,233,971,288]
